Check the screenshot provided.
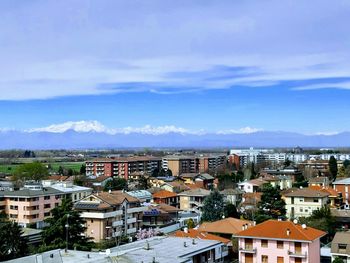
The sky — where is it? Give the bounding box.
[0,0,350,135]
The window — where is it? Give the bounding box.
[261,255,268,263]
[10,205,18,210]
[277,256,284,263]
[313,198,319,203]
[299,208,303,212]
[44,196,50,200]
[91,219,94,223]
[277,241,284,249]
[44,212,50,217]
[44,204,51,209]
[261,240,268,247]
[299,198,303,202]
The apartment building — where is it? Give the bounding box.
[284,188,329,219]
[235,220,326,263]
[333,178,350,206]
[0,185,63,228]
[74,191,147,242]
[331,231,350,263]
[162,154,226,176]
[178,188,211,214]
[42,180,92,202]
[85,156,161,179]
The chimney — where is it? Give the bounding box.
[109,189,111,194]
[286,228,291,236]
[242,225,245,230]
[192,239,196,245]
[184,241,187,247]
[184,227,188,234]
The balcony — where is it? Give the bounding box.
[128,206,147,213]
[189,200,203,207]
[288,251,307,258]
[239,246,257,254]
[127,217,136,224]
[126,228,137,234]
[112,220,123,227]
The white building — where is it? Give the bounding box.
[42,180,92,202]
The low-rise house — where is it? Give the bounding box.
[160,181,190,193]
[180,173,215,189]
[126,190,152,203]
[74,191,147,242]
[308,176,330,187]
[199,217,254,240]
[86,176,113,191]
[142,203,181,233]
[240,192,262,215]
[284,188,329,219]
[235,220,326,263]
[178,188,211,214]
[238,178,269,193]
[261,166,303,182]
[309,185,342,208]
[331,231,350,263]
[220,188,243,207]
[261,174,293,190]
[152,190,179,208]
[333,178,350,207]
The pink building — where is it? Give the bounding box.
[235,220,326,263]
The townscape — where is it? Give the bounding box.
[0,148,350,262]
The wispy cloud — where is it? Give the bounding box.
[0,1,350,100]
[216,127,263,134]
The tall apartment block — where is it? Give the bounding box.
[85,156,162,179]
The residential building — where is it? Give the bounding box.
[240,192,262,215]
[74,191,147,242]
[261,174,293,190]
[160,181,191,193]
[162,154,226,176]
[261,167,302,182]
[220,188,243,207]
[284,188,329,219]
[238,178,269,193]
[42,180,92,202]
[85,156,161,179]
[173,228,231,245]
[178,188,211,214]
[7,236,229,263]
[331,231,350,263]
[333,178,350,206]
[126,190,152,203]
[309,185,342,208]
[142,203,181,233]
[308,176,330,187]
[199,217,254,239]
[85,176,113,191]
[180,173,215,189]
[0,184,63,228]
[235,220,326,263]
[152,190,179,208]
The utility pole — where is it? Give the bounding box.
[65,214,70,253]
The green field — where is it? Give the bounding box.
[0,162,84,175]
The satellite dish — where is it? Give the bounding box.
[302,224,307,229]
[293,219,298,224]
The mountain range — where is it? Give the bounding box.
[0,129,349,149]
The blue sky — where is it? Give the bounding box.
[0,0,350,134]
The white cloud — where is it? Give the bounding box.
[292,81,350,91]
[216,127,263,134]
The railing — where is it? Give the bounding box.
[189,200,203,207]
[288,250,307,258]
[239,246,257,253]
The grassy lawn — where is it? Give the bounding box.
[0,162,84,175]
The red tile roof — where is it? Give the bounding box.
[309,186,340,197]
[153,190,178,199]
[172,229,231,244]
[235,220,326,241]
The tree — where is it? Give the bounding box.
[332,257,345,263]
[224,203,239,218]
[283,159,292,167]
[40,198,92,251]
[256,184,286,223]
[201,190,225,222]
[344,160,350,169]
[165,169,173,177]
[250,162,257,180]
[80,164,86,175]
[12,162,49,185]
[329,156,338,181]
[185,218,195,229]
[137,175,150,190]
[0,214,28,261]
[58,166,64,175]
[103,177,127,191]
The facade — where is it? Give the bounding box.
[74,191,147,242]
[308,176,330,187]
[178,188,211,213]
[42,180,92,202]
[238,178,269,193]
[220,188,243,207]
[235,220,326,263]
[333,178,350,206]
[142,203,181,231]
[331,231,350,263]
[284,188,329,219]
[162,154,226,176]
[152,190,180,208]
[85,156,161,179]
[0,185,63,228]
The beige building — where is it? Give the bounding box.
[178,188,211,213]
[284,188,329,219]
[74,191,147,242]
